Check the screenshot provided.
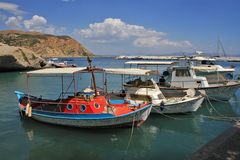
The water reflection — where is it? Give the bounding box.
[20,117,161,160]
[229,92,240,116]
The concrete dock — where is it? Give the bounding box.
[116,56,240,62]
[191,123,240,160]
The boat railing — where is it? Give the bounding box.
[124,83,155,88]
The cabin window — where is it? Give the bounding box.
[66,104,73,111]
[94,103,100,109]
[80,104,87,112]
[176,69,190,77]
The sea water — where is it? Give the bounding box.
[0,57,239,160]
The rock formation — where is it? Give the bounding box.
[0,30,93,71]
[0,43,46,71]
[0,30,93,57]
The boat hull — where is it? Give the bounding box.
[203,84,239,101]
[160,83,240,101]
[151,96,204,114]
[21,105,152,128]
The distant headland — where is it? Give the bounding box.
[0,30,93,71]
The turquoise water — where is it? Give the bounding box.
[0,57,239,160]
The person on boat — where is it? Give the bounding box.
[159,76,166,86]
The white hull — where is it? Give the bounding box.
[160,83,240,101]
[151,97,204,114]
[204,85,239,101]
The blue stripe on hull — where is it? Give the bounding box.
[23,104,151,120]
[23,106,151,128]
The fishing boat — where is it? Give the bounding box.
[103,68,205,114]
[124,79,205,114]
[47,59,77,68]
[188,54,235,79]
[124,61,240,101]
[14,58,152,128]
[161,65,240,101]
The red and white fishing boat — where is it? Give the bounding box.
[14,58,152,128]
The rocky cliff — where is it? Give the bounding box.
[0,30,93,57]
[0,43,46,71]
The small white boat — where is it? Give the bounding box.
[103,68,205,114]
[124,79,205,114]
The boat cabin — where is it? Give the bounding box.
[168,66,209,88]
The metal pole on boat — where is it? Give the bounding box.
[87,56,98,96]
[73,73,76,97]
[121,74,124,91]
[26,74,29,97]
[61,75,63,100]
[26,74,31,117]
[105,73,108,93]
[102,71,105,92]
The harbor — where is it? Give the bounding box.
[0,0,240,159]
[116,55,240,62]
[0,57,240,160]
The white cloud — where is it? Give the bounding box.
[42,25,66,34]
[75,18,192,48]
[22,15,65,34]
[23,15,47,30]
[5,16,23,28]
[0,2,25,15]
[134,37,192,47]
[76,18,165,41]
[3,14,65,35]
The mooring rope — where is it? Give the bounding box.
[203,93,240,122]
[122,112,136,160]
[151,107,191,120]
[208,95,240,103]
[201,115,240,122]
[205,95,225,117]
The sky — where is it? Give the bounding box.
[0,0,240,56]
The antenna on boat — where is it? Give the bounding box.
[87,56,98,96]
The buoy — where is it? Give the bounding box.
[28,107,32,117]
[25,103,30,116]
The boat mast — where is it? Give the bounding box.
[217,37,226,57]
[87,56,98,96]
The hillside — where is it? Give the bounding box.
[0,43,46,71]
[0,30,93,57]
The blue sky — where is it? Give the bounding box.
[0,0,240,56]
